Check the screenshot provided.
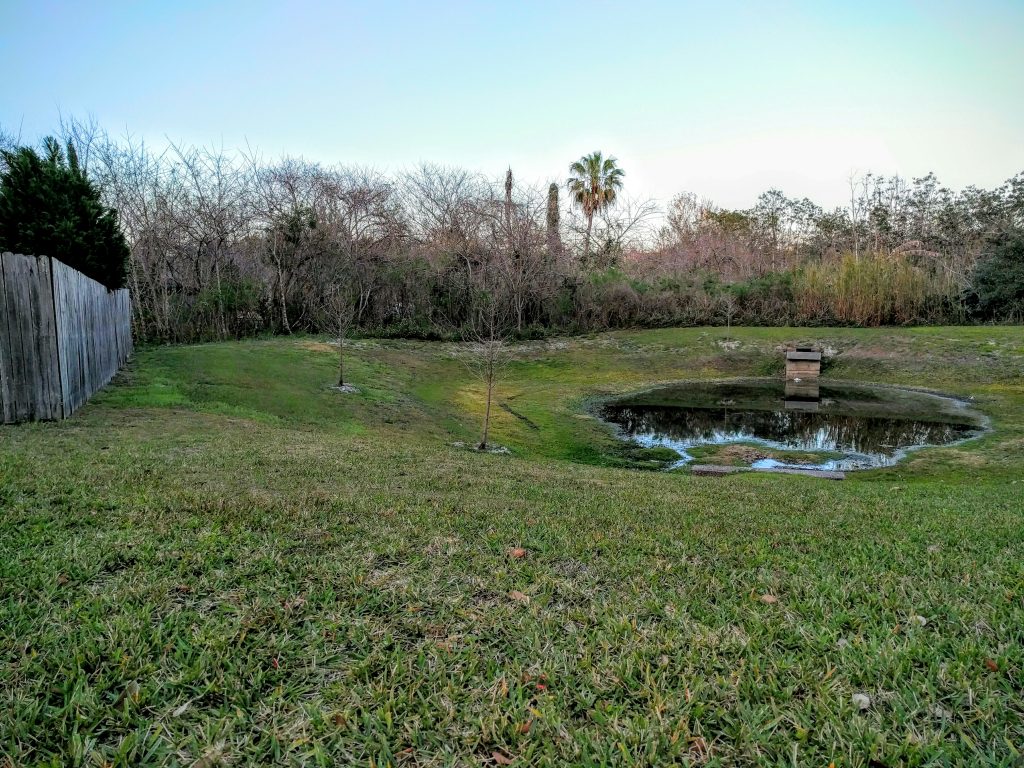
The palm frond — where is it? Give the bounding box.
[566,151,625,215]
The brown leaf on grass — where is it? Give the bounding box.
[759,594,778,604]
[56,574,69,586]
[282,596,306,612]
[331,712,346,727]
[492,750,516,765]
[508,590,530,604]
[518,719,532,734]
[509,547,527,559]
[688,736,709,759]
[985,658,999,672]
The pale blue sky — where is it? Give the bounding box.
[2,0,1022,209]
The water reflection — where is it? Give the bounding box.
[785,380,821,412]
[600,380,982,471]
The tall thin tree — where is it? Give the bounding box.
[546,182,562,259]
[504,168,514,233]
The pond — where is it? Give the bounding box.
[599,379,986,471]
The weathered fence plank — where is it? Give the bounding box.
[1,253,132,424]
[0,253,62,421]
[0,253,14,423]
[1,254,32,421]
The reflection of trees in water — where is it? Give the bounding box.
[602,406,970,456]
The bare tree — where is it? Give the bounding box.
[162,142,253,338]
[462,288,513,450]
[320,280,358,388]
[250,157,331,333]
[848,171,869,260]
[58,114,104,173]
[567,195,658,270]
[481,174,551,332]
[438,201,517,450]
[401,163,488,262]
[0,123,21,162]
[720,291,738,337]
[328,167,408,326]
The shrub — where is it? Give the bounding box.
[968,231,1024,321]
[0,138,129,289]
[795,252,956,325]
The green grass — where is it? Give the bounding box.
[684,442,845,468]
[1,327,1023,766]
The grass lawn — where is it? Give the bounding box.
[1,327,1022,766]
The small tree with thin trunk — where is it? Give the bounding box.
[463,289,512,450]
[720,290,739,338]
[320,281,358,388]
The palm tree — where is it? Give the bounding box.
[566,151,625,263]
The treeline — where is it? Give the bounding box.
[2,120,1022,343]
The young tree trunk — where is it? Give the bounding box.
[278,263,291,334]
[478,345,497,450]
[849,176,860,261]
[479,366,493,450]
[337,336,345,387]
[357,286,371,324]
[215,260,226,339]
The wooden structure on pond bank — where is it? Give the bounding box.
[1,252,132,423]
[785,347,821,381]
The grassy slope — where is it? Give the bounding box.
[1,327,1022,767]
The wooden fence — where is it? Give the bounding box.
[0,252,132,423]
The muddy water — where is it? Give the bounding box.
[599,379,985,471]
